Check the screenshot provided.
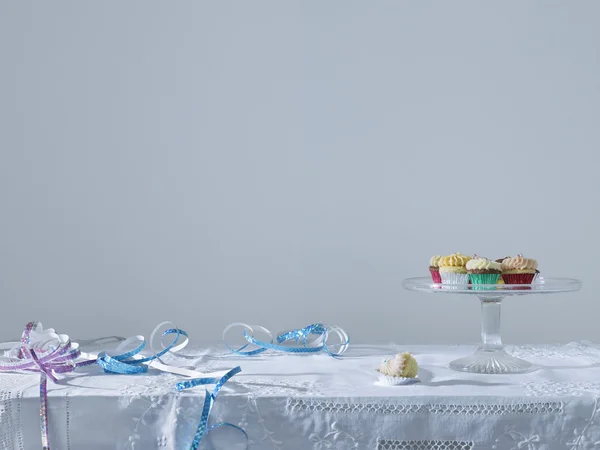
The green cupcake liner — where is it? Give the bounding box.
[468,273,500,290]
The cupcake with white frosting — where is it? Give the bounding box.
[467,257,502,289]
[438,253,471,286]
[501,254,538,285]
[376,352,419,385]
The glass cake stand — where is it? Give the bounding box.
[402,276,582,374]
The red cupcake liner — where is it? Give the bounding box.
[502,273,535,285]
[430,269,442,284]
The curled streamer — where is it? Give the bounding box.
[93,321,189,374]
[223,323,350,356]
[176,367,247,450]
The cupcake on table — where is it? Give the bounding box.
[500,254,538,285]
[376,352,419,386]
[438,252,471,286]
[467,256,502,290]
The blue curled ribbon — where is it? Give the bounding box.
[223,323,350,357]
[176,366,247,450]
[94,323,189,374]
[86,323,246,450]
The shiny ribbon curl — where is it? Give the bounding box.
[92,322,190,374]
[0,322,82,450]
[224,323,350,356]
[82,322,245,449]
[176,366,247,450]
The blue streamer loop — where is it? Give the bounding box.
[176,366,247,450]
[224,323,350,357]
[91,322,189,374]
[88,322,244,450]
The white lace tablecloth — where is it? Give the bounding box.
[2,343,600,450]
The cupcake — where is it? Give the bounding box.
[376,352,418,385]
[438,252,471,286]
[501,254,538,285]
[495,257,510,284]
[467,257,502,290]
[429,255,442,283]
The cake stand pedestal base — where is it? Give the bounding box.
[449,296,536,374]
[449,349,535,374]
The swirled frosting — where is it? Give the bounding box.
[438,252,471,268]
[429,255,442,268]
[377,352,418,378]
[501,255,538,272]
[466,258,502,272]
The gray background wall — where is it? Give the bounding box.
[0,1,598,346]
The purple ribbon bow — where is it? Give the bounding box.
[0,322,85,449]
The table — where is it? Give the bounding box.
[2,343,600,449]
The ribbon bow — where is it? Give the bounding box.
[0,322,84,449]
[5,322,82,380]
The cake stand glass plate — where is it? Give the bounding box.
[402,276,582,374]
